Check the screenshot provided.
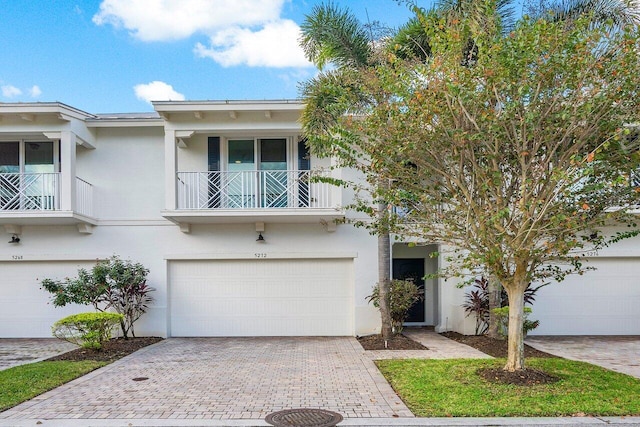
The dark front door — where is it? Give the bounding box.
[392,258,425,323]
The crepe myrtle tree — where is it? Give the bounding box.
[309,11,640,371]
[400,0,639,339]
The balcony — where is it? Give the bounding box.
[0,173,95,226]
[162,170,344,226]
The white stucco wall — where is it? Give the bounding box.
[78,127,165,220]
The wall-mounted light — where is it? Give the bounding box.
[255,222,265,243]
[8,235,20,244]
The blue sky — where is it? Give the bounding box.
[0,0,436,114]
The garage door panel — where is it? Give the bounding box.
[1,261,95,337]
[532,258,640,335]
[169,259,354,336]
[173,315,353,337]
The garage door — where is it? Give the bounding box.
[169,258,354,336]
[0,261,94,338]
[532,258,640,335]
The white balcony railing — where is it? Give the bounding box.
[75,177,93,217]
[176,170,332,210]
[0,172,60,211]
[0,172,93,216]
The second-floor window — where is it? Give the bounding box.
[0,141,58,174]
[0,141,60,211]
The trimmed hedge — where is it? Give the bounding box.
[52,312,124,350]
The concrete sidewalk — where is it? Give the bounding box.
[2,416,640,426]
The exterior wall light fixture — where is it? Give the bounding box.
[256,233,265,243]
[9,235,20,244]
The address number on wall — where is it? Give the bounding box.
[12,255,23,260]
[254,253,267,258]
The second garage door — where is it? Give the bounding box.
[532,257,640,335]
[169,258,354,337]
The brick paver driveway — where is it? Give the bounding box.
[0,337,413,421]
[526,336,640,379]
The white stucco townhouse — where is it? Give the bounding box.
[0,100,638,338]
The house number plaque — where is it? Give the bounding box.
[254,253,267,258]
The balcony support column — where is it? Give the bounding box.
[60,131,76,212]
[165,129,177,210]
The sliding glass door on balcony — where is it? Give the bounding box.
[258,138,288,208]
[226,139,257,208]
[224,138,288,208]
[0,141,59,211]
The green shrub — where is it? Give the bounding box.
[52,312,124,350]
[42,255,154,339]
[367,279,424,334]
[491,306,540,338]
[462,277,547,336]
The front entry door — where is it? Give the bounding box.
[392,258,425,323]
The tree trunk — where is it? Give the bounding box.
[120,319,129,339]
[378,232,393,339]
[378,200,393,340]
[487,275,502,339]
[503,283,526,371]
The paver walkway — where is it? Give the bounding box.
[526,336,640,379]
[365,328,493,360]
[0,339,76,371]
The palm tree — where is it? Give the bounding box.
[395,0,637,65]
[300,3,399,340]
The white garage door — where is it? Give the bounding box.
[532,258,640,335]
[169,258,354,336]
[0,261,94,338]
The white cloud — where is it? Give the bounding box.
[134,81,185,103]
[1,85,22,98]
[93,0,285,42]
[194,20,311,68]
[93,0,313,69]
[29,85,42,98]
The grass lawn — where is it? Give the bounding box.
[376,358,640,417]
[0,361,106,412]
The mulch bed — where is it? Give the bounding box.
[478,367,559,385]
[46,337,163,363]
[357,333,427,350]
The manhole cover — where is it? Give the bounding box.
[265,408,343,427]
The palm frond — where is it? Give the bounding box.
[545,0,640,28]
[435,0,517,35]
[393,18,433,62]
[299,2,373,70]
